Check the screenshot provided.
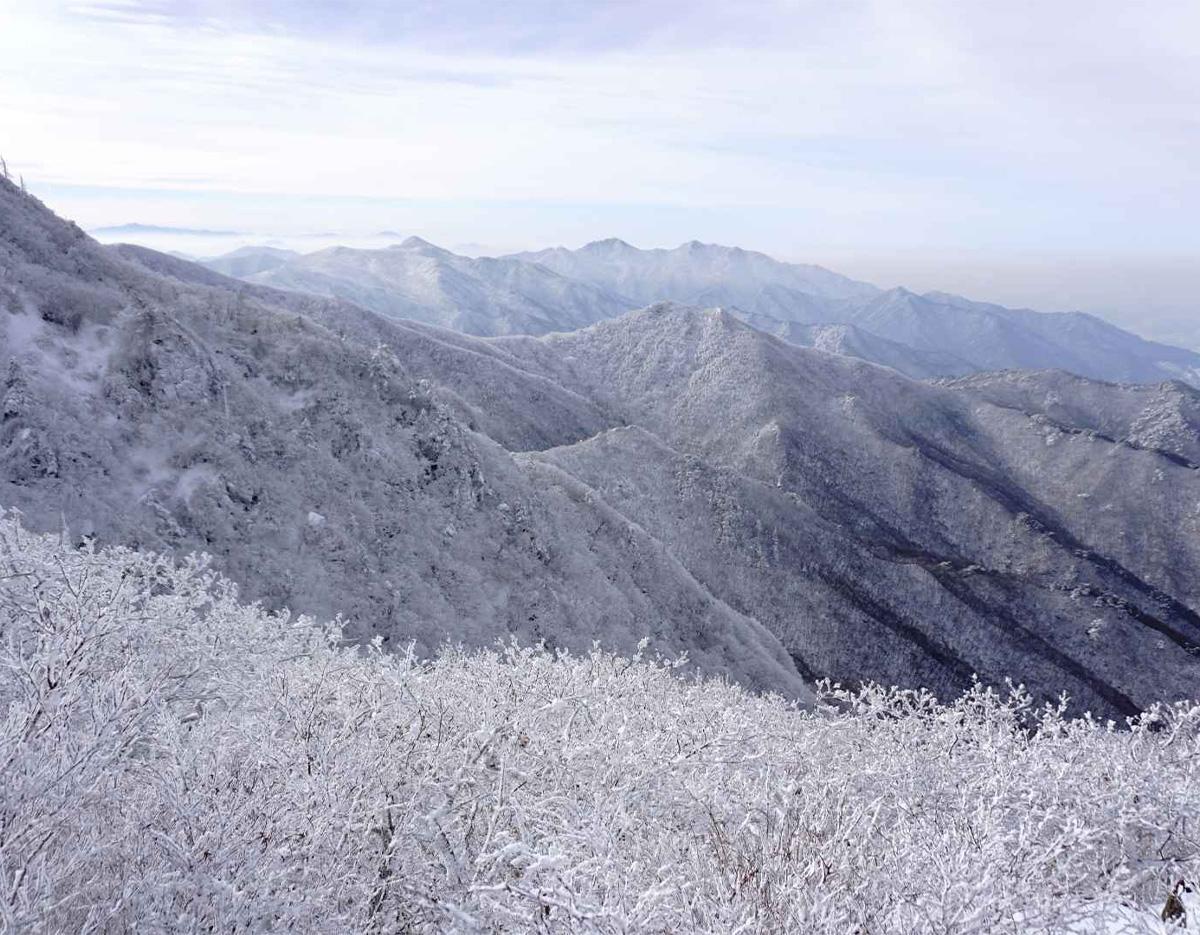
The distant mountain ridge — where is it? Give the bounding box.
[511,238,878,305]
[93,222,244,236]
[200,238,1200,386]
[514,240,1200,386]
[203,245,299,278]
[233,238,632,336]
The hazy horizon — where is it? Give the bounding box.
[71,216,1200,351]
[4,0,1197,346]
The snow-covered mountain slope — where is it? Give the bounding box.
[482,304,1200,716]
[0,178,805,697]
[5,181,1200,718]
[737,313,978,380]
[228,237,634,336]
[849,287,1200,385]
[941,369,1200,468]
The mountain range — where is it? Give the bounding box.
[208,238,1200,386]
[229,237,632,336]
[4,177,1200,720]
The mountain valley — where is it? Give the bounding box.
[3,178,1199,719]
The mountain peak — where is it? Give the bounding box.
[676,239,741,255]
[581,237,636,253]
[398,235,442,251]
[623,302,750,338]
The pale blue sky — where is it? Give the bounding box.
[2,0,1198,341]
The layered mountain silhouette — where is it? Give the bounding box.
[514,239,1200,385]
[203,245,299,278]
[204,237,1200,386]
[234,238,632,336]
[4,177,1200,718]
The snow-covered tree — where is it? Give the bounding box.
[0,513,1197,932]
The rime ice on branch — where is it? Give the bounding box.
[0,514,1197,933]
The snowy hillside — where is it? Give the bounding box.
[0,178,803,697]
[4,178,1200,719]
[488,305,1200,716]
[850,287,1200,386]
[737,314,978,380]
[939,369,1200,467]
[2,517,1197,933]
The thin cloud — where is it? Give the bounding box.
[3,0,1197,257]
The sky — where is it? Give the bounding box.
[1,0,1198,344]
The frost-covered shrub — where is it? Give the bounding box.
[19,268,124,332]
[0,512,1197,933]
